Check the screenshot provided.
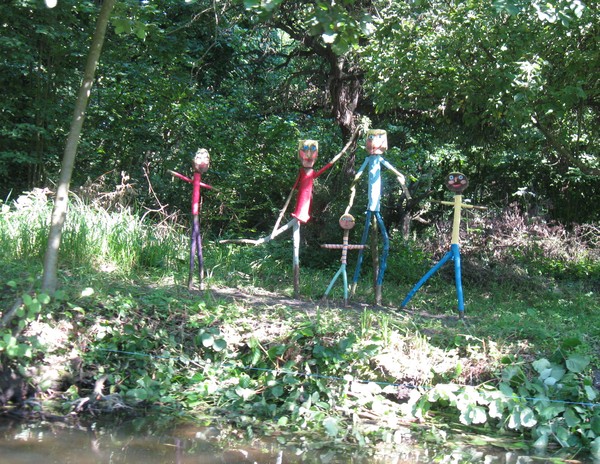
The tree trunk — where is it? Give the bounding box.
[41,0,116,293]
[328,54,362,176]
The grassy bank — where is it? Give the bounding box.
[1,190,600,460]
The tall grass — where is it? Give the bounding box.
[0,190,185,276]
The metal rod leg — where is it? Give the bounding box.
[401,250,453,308]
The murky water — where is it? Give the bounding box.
[0,416,597,464]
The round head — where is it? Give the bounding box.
[366,130,387,155]
[192,148,210,173]
[298,140,319,168]
[339,213,356,230]
[446,172,469,193]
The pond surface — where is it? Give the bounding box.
[0,415,597,464]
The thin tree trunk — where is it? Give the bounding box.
[41,0,116,292]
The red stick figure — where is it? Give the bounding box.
[168,149,213,291]
[220,133,358,297]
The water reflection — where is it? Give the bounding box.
[0,416,596,464]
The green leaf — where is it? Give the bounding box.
[532,432,549,450]
[213,338,227,352]
[565,355,590,373]
[564,408,580,428]
[592,437,600,457]
[585,385,598,402]
[520,406,537,428]
[126,388,148,401]
[201,332,214,348]
[532,358,551,374]
[323,417,339,437]
[271,385,284,398]
[590,416,600,435]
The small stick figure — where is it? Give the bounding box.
[168,149,213,291]
[401,172,486,317]
[321,214,368,306]
[345,129,411,305]
[220,131,358,297]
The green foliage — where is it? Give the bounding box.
[408,354,600,451]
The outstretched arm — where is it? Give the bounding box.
[272,182,297,234]
[327,125,362,166]
[382,161,412,200]
[344,168,365,215]
[168,169,192,183]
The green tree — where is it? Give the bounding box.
[42,0,116,292]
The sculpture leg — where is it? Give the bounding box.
[292,221,300,298]
[374,212,389,305]
[452,244,465,317]
[323,265,344,298]
[220,218,296,245]
[194,216,205,290]
[400,250,453,308]
[188,217,200,290]
[351,211,372,295]
[342,264,348,306]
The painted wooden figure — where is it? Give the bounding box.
[400,172,486,317]
[220,139,350,297]
[320,214,368,306]
[345,129,410,305]
[168,148,213,291]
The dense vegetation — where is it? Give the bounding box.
[1,190,599,460]
[1,0,599,460]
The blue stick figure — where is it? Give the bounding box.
[345,129,410,305]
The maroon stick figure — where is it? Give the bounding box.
[169,149,213,290]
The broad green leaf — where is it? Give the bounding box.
[585,385,598,402]
[566,355,590,373]
[323,417,339,437]
[591,437,600,457]
[564,408,580,428]
[532,358,551,374]
[126,388,148,401]
[201,333,214,348]
[213,338,227,352]
[271,385,284,398]
[520,406,537,428]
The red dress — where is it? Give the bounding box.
[291,163,332,224]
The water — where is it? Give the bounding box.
[0,416,596,463]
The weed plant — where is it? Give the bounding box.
[1,191,600,459]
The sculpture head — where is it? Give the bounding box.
[366,129,387,155]
[192,148,210,173]
[339,213,356,230]
[446,172,469,193]
[298,140,319,168]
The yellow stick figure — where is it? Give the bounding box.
[401,173,486,317]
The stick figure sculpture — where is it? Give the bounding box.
[321,214,368,306]
[221,137,355,297]
[400,173,486,318]
[168,148,213,291]
[345,129,410,305]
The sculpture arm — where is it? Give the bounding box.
[344,170,364,215]
[327,125,362,166]
[381,159,411,200]
[168,170,192,184]
[272,174,300,233]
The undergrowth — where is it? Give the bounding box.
[1,190,600,459]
